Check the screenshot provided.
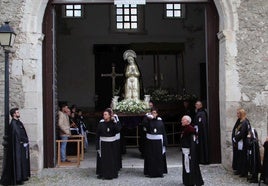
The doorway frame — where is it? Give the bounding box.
[43,0,220,167]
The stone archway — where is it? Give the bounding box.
[213,0,241,168]
[0,0,242,172]
[0,0,49,172]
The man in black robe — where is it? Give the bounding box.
[261,138,268,184]
[232,109,250,177]
[0,108,30,185]
[139,101,154,158]
[182,100,194,120]
[232,117,240,174]
[193,101,209,164]
[181,115,204,186]
[96,108,122,179]
[247,128,261,183]
[144,107,168,178]
[111,111,122,172]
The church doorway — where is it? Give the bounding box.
[43,0,220,168]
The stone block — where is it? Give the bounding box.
[24,123,39,141]
[20,108,38,124]
[30,148,40,172]
[17,43,32,60]
[11,59,23,76]
[225,69,241,102]
[23,59,37,76]
[24,91,38,108]
[22,76,37,92]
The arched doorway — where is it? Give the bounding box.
[42,0,220,168]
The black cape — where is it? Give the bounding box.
[194,108,209,164]
[233,119,250,176]
[231,119,240,171]
[247,128,261,181]
[144,117,168,177]
[115,132,122,171]
[181,124,204,186]
[96,119,122,179]
[261,141,268,183]
[139,113,150,157]
[0,119,30,185]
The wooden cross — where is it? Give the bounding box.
[101,64,123,96]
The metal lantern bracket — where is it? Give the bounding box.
[0,21,16,176]
[0,22,16,47]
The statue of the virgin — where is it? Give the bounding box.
[123,50,140,100]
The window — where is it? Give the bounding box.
[110,5,145,33]
[116,4,138,30]
[63,4,83,18]
[165,3,185,18]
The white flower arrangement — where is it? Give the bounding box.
[115,99,150,114]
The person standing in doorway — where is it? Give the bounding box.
[76,109,89,151]
[193,100,209,164]
[181,115,204,186]
[139,101,154,158]
[143,107,168,178]
[58,103,71,162]
[96,108,122,180]
[0,108,30,185]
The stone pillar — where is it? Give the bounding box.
[218,29,241,169]
[0,0,48,173]
[214,0,241,169]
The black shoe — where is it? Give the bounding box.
[104,177,113,180]
[234,171,240,175]
[248,179,258,183]
[239,174,247,178]
[23,178,29,182]
[97,175,102,179]
[16,181,24,185]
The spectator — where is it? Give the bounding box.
[58,103,71,162]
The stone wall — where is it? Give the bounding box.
[237,0,268,161]
[0,0,27,174]
[0,0,47,174]
[217,0,268,169]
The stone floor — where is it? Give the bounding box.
[24,146,262,186]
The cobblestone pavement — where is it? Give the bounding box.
[24,147,260,186]
[25,165,259,186]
